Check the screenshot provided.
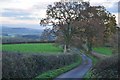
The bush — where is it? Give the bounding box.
[2,51,80,78]
[90,54,119,78]
[35,58,81,79]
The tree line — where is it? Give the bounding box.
[40,2,117,53]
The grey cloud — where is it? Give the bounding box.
[2,8,36,20]
[32,2,54,10]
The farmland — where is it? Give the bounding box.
[2,43,63,54]
[2,44,81,78]
[93,47,112,56]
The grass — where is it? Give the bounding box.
[86,54,99,65]
[80,50,98,65]
[84,53,99,79]
[84,47,113,78]
[34,56,81,79]
[0,44,2,51]
[2,43,63,54]
[93,47,112,56]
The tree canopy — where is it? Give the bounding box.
[40,2,116,53]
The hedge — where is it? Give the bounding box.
[34,56,81,79]
[90,54,119,78]
[2,51,80,79]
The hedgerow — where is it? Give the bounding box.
[2,51,80,79]
[34,56,81,79]
[90,54,119,78]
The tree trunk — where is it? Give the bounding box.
[87,37,92,54]
[64,44,67,53]
[64,44,69,53]
[87,42,92,54]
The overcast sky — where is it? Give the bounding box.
[0,0,119,29]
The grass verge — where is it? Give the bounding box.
[33,56,81,79]
[93,47,112,56]
[84,53,99,79]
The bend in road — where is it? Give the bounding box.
[54,53,92,80]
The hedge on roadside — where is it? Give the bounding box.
[34,56,81,79]
[2,51,80,78]
[90,54,119,78]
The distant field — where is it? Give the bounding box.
[2,43,63,54]
[93,47,112,56]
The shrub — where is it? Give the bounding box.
[35,59,81,79]
[90,54,119,78]
[2,51,80,78]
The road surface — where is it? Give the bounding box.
[54,53,92,80]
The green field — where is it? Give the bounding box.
[2,43,63,54]
[93,47,112,56]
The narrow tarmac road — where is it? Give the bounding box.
[54,53,92,80]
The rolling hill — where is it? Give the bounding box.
[2,26,43,35]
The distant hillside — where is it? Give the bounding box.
[2,26,43,35]
[1,26,56,43]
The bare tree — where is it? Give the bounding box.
[73,6,116,53]
[40,2,90,53]
[40,28,55,41]
[40,2,116,54]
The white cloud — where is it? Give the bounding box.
[0,0,60,25]
[0,17,39,24]
[90,0,119,8]
[0,0,119,28]
[0,0,60,9]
